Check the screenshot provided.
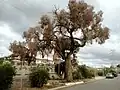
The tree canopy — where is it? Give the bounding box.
[23,1,109,58]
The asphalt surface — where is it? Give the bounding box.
[60,75,120,90]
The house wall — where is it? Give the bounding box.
[13,59,60,79]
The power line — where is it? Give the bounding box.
[0,0,27,16]
[0,0,52,17]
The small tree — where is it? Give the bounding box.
[29,67,49,88]
[9,41,37,65]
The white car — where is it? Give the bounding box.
[106,73,114,79]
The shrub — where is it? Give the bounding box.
[29,67,49,88]
[78,65,88,79]
[97,70,104,76]
[72,70,82,80]
[78,65,95,79]
[88,69,95,78]
[0,60,16,90]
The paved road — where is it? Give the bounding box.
[60,75,120,90]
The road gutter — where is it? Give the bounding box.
[48,77,105,90]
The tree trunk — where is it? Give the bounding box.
[65,55,73,82]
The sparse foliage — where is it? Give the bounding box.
[9,41,37,65]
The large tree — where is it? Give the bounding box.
[21,0,109,81]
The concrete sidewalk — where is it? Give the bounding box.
[48,77,105,90]
[95,76,105,80]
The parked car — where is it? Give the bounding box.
[106,73,114,79]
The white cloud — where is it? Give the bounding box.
[0,24,20,38]
[0,24,22,56]
[98,0,120,9]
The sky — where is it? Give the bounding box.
[0,0,120,67]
